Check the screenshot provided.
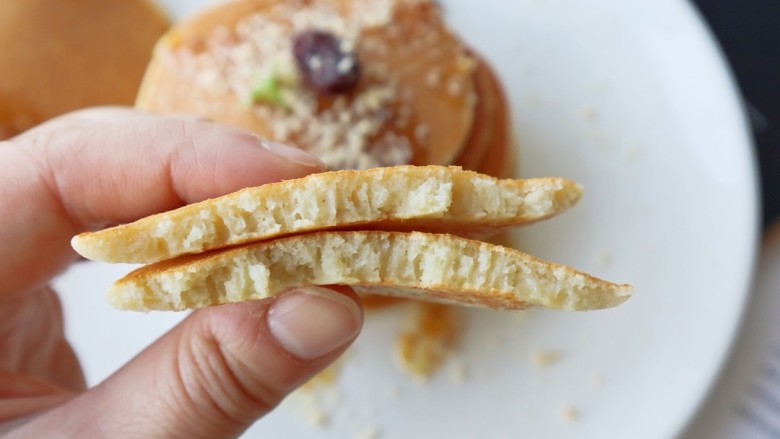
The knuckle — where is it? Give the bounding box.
[172,329,283,430]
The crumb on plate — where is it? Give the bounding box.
[562,405,579,423]
[395,302,462,378]
[532,349,562,368]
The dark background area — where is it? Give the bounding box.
[691,0,780,229]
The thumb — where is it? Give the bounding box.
[13,286,362,438]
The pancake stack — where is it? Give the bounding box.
[71,166,632,312]
[135,0,512,176]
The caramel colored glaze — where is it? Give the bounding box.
[137,0,476,167]
[361,294,405,310]
[475,86,515,179]
[463,58,514,178]
[396,302,462,377]
[0,0,169,138]
[478,131,516,179]
[452,59,500,171]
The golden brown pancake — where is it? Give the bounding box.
[106,230,632,312]
[454,57,509,172]
[72,166,582,264]
[136,0,508,170]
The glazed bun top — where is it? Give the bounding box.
[0,0,169,139]
[137,0,481,169]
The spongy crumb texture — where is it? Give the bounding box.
[107,231,632,312]
[72,166,582,264]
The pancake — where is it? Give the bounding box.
[107,230,632,312]
[135,0,508,170]
[72,165,582,264]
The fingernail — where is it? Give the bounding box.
[259,140,325,168]
[268,287,362,360]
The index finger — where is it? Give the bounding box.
[0,107,324,297]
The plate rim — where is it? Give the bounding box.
[672,0,762,437]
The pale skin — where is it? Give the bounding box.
[0,108,364,438]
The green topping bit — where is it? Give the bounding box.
[250,69,284,106]
[248,62,300,107]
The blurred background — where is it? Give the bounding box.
[692,0,779,229]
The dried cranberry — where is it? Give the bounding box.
[292,30,361,94]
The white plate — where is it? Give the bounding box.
[55,0,759,437]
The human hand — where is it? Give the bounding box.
[0,108,363,438]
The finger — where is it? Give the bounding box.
[0,371,73,399]
[11,286,362,438]
[0,288,84,392]
[1,395,74,425]
[0,107,324,297]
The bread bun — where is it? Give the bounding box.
[0,0,168,138]
[136,0,509,171]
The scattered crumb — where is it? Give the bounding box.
[624,143,643,161]
[583,107,598,122]
[311,410,329,427]
[289,357,346,427]
[446,78,462,96]
[288,390,331,427]
[594,249,614,270]
[425,68,442,87]
[562,406,579,423]
[414,123,429,143]
[532,350,562,368]
[301,356,346,391]
[448,358,467,385]
[590,128,613,151]
[395,302,462,378]
[358,426,380,439]
[482,332,503,352]
[383,384,401,399]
